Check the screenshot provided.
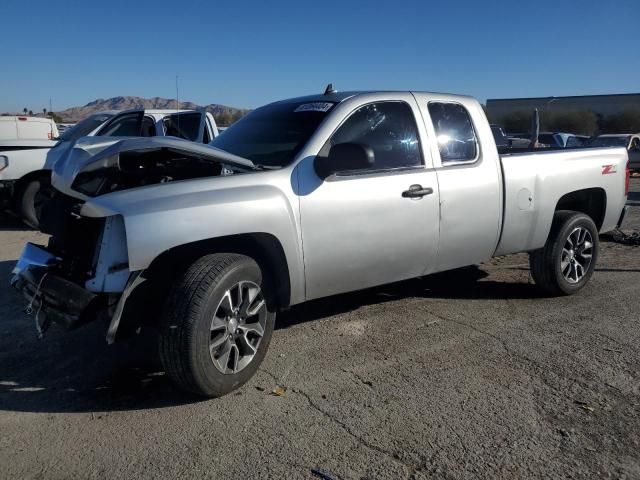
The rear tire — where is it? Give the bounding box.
[159,253,276,397]
[529,210,599,296]
[18,174,53,229]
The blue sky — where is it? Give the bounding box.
[1,0,637,112]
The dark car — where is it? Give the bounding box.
[587,134,640,172]
[490,124,510,147]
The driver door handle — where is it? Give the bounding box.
[402,184,433,199]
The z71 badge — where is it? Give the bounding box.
[602,165,617,174]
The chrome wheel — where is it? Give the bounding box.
[209,281,267,374]
[561,227,593,284]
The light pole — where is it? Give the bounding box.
[543,97,559,132]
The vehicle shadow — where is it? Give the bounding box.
[277,266,542,328]
[0,260,198,413]
[0,262,540,414]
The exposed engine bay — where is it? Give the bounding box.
[52,136,258,199]
[72,148,238,197]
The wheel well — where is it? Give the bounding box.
[555,188,606,230]
[146,233,291,309]
[16,169,50,188]
[14,169,50,196]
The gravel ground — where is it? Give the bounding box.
[0,180,639,479]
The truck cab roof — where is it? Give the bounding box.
[271,90,476,106]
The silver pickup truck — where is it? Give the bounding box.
[11,88,629,397]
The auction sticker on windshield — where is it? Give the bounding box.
[294,102,335,113]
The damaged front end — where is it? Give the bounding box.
[11,136,257,341]
[10,192,130,338]
[10,243,95,334]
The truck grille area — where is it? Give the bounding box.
[40,191,105,283]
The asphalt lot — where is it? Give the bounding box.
[1,181,639,479]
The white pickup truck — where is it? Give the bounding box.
[11,88,629,397]
[0,109,218,227]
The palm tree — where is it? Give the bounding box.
[43,108,47,117]
[23,108,27,115]
[28,110,33,116]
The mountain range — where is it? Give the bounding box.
[4,96,249,122]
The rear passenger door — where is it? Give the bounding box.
[414,96,502,271]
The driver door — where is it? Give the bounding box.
[298,97,440,301]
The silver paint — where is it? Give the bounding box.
[49,91,629,311]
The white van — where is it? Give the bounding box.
[0,116,59,140]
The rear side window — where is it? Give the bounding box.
[163,113,201,141]
[428,102,477,163]
[330,102,422,170]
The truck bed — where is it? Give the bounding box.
[494,146,628,256]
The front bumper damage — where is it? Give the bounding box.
[10,243,97,330]
[11,241,146,343]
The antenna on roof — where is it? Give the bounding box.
[175,75,179,112]
[324,83,337,95]
[175,75,180,130]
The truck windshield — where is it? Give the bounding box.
[209,101,335,167]
[58,113,115,142]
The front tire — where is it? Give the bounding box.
[18,174,54,229]
[529,211,599,296]
[159,253,276,397]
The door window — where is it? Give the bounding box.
[140,116,156,137]
[329,102,422,170]
[163,113,201,141]
[98,113,143,136]
[428,102,478,163]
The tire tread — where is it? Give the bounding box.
[159,253,250,395]
[529,210,598,296]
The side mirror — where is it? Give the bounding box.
[314,143,375,179]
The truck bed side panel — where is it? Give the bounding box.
[495,147,628,256]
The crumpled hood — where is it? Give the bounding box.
[51,136,256,199]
